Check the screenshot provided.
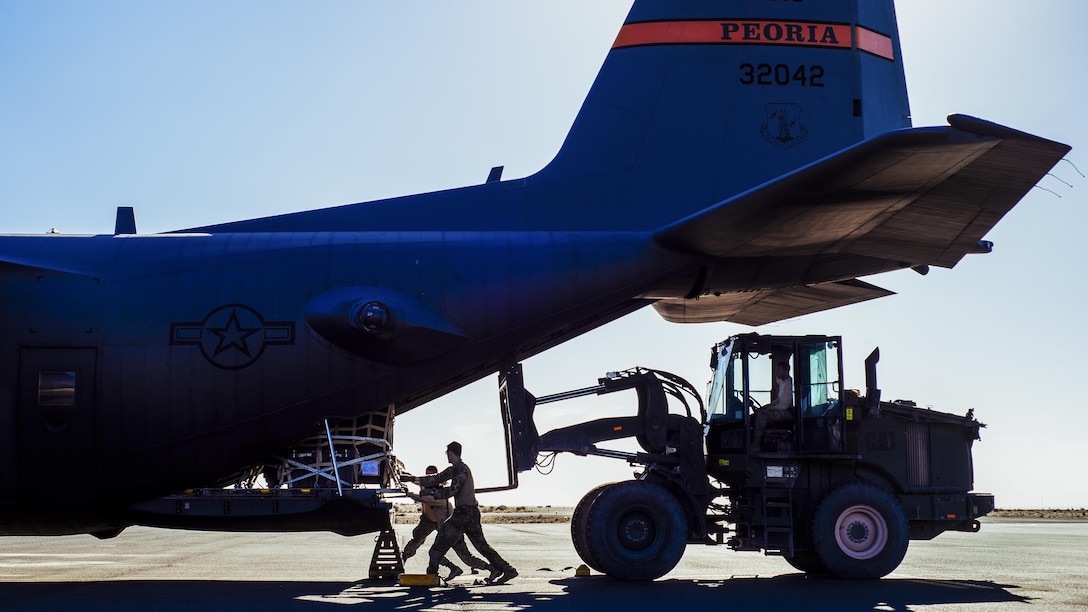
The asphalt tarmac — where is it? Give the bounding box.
[0,518,1084,610]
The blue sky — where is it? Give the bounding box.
[2,1,1086,509]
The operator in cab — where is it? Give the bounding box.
[752,360,794,450]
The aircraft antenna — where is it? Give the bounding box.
[1045,173,1073,189]
[1061,158,1085,178]
[1033,185,1062,198]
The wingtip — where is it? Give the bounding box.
[947,114,1071,153]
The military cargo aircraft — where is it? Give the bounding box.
[0,0,1069,538]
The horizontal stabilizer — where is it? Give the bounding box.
[653,279,894,326]
[655,115,1071,269]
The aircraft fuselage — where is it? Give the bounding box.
[0,229,697,529]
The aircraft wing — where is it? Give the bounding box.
[652,115,1070,324]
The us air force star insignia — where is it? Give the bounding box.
[170,304,295,370]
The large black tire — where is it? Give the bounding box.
[811,482,909,579]
[784,509,832,576]
[784,550,832,576]
[582,480,687,581]
[571,483,614,573]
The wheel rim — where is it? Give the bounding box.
[833,504,888,560]
[615,509,656,553]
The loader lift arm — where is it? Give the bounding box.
[500,364,705,466]
[498,363,714,517]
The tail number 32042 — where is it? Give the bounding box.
[739,63,825,87]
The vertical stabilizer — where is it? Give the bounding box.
[179,0,915,234]
[537,0,911,226]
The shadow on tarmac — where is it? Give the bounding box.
[556,575,1031,611]
[0,574,1029,611]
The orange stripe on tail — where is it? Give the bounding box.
[613,20,854,52]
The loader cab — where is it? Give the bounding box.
[706,334,846,475]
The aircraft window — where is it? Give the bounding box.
[38,371,76,406]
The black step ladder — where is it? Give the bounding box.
[368,520,404,580]
[761,467,796,557]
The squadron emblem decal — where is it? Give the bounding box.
[170,304,295,370]
[761,103,808,149]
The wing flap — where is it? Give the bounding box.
[652,279,894,326]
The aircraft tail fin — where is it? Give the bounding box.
[535,0,912,228]
[180,0,915,234]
